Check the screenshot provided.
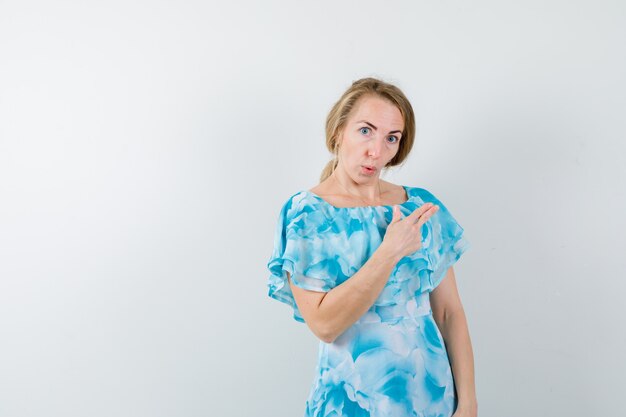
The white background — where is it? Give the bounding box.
[1,1,625,416]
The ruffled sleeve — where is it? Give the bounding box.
[266,193,347,323]
[414,187,470,290]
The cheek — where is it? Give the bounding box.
[342,140,363,156]
[386,145,399,159]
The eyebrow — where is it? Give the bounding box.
[356,120,402,135]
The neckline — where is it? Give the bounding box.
[304,185,412,209]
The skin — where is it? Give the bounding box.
[287,94,478,416]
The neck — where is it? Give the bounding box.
[331,169,382,203]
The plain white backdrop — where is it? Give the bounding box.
[1,1,625,416]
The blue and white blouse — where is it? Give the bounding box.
[267,185,470,417]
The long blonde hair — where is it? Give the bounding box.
[320,77,416,182]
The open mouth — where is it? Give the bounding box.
[362,165,376,174]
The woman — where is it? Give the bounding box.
[267,77,478,417]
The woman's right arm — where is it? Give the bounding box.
[288,245,399,343]
[289,202,438,343]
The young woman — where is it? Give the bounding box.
[267,77,478,417]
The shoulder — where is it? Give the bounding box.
[409,186,466,230]
[410,186,440,203]
[277,190,308,216]
[408,186,459,217]
[274,190,328,235]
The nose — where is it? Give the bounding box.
[367,138,384,158]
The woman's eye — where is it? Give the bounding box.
[359,127,370,135]
[387,136,399,143]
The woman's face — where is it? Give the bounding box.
[337,95,404,180]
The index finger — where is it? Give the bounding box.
[406,202,438,223]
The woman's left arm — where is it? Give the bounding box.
[430,266,478,417]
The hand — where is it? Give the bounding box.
[379,202,439,262]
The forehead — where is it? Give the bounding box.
[349,95,404,129]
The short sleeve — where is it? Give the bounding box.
[266,193,345,323]
[415,188,471,289]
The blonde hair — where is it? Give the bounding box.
[320,77,416,182]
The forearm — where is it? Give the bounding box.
[438,309,477,410]
[316,247,400,342]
